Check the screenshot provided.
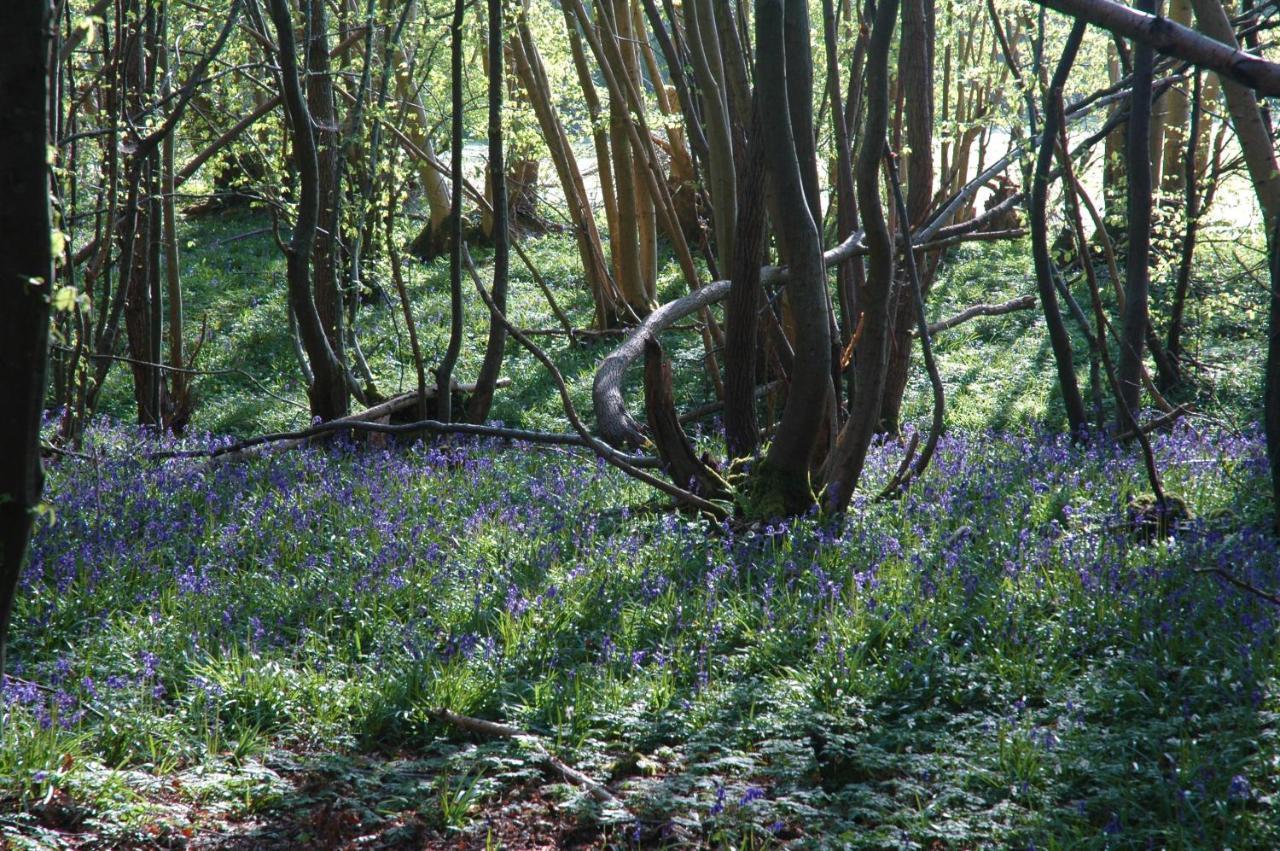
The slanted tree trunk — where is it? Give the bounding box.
[1032,20,1090,437]
[1187,0,1280,228]
[0,0,53,676]
[685,0,736,274]
[512,14,620,327]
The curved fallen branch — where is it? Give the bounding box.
[461,246,727,517]
[916,294,1038,336]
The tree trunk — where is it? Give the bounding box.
[307,0,345,364]
[0,0,53,676]
[685,0,736,274]
[1118,0,1155,424]
[823,0,899,514]
[1032,21,1090,436]
[879,0,935,434]
[267,0,348,421]
[437,0,466,423]
[746,0,832,518]
[469,0,509,424]
[724,101,767,458]
[393,43,454,261]
[1187,0,1280,229]
[512,15,619,327]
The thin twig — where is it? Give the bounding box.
[430,709,625,807]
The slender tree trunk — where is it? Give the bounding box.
[0,0,53,676]
[1032,21,1090,436]
[724,101,767,458]
[437,0,466,422]
[160,36,189,429]
[121,1,162,426]
[1103,41,1126,235]
[685,0,736,273]
[1118,0,1155,424]
[1167,71,1202,367]
[1269,221,1280,535]
[468,0,508,424]
[307,0,345,364]
[393,42,454,261]
[267,0,348,420]
[823,0,899,514]
[879,0,935,433]
[513,16,619,326]
[823,0,863,407]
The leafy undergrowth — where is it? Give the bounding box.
[4,418,1279,849]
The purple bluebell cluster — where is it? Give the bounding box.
[1,418,1277,845]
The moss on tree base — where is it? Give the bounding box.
[739,458,817,520]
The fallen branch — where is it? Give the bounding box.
[140,416,659,465]
[430,709,625,807]
[916,294,1038,336]
[1194,567,1280,606]
[1115,405,1192,441]
[461,245,728,517]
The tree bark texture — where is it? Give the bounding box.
[0,0,53,676]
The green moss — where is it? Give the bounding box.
[739,457,816,520]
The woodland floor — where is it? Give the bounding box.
[4,217,1280,849]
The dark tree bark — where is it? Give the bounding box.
[0,0,53,676]
[266,0,348,421]
[1269,221,1280,535]
[1031,21,1090,437]
[879,0,935,434]
[1118,0,1154,424]
[1166,70,1201,369]
[746,0,832,517]
[1031,0,1280,95]
[723,100,767,459]
[121,0,163,427]
[823,0,899,514]
[437,0,466,423]
[306,0,344,365]
[822,0,862,407]
[468,0,509,424]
